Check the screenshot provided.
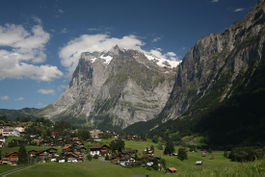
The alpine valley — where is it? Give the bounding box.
[1,0,265,148]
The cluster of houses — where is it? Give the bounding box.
[0,125,26,147]
[88,143,166,170]
[0,136,88,166]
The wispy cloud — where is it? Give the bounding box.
[38,89,55,95]
[152,37,161,43]
[15,97,24,101]
[58,9,64,14]
[234,8,244,12]
[32,16,42,24]
[87,28,98,31]
[36,103,46,107]
[60,28,68,34]
[211,0,219,3]
[0,96,9,100]
[58,85,67,91]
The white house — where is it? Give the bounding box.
[2,127,20,137]
[14,126,25,133]
[195,161,203,165]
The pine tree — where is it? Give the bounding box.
[178,148,188,161]
[18,145,28,164]
[164,141,175,155]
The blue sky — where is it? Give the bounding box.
[0,0,258,109]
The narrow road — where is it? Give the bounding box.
[1,165,34,177]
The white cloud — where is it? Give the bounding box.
[149,49,179,61]
[38,89,55,95]
[234,8,244,12]
[15,97,24,101]
[0,23,63,81]
[59,34,144,74]
[0,96,9,100]
[211,0,219,3]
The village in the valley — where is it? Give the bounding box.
[0,116,186,174]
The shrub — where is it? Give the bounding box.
[229,147,265,162]
[87,154,92,161]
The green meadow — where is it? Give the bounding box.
[2,140,264,177]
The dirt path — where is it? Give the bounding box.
[1,165,34,177]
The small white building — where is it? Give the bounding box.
[2,127,20,137]
[59,159,65,163]
[195,161,203,165]
[14,126,25,133]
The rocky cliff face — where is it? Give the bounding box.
[41,46,180,128]
[125,0,265,134]
[159,0,265,121]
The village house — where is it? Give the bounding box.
[72,137,80,143]
[63,151,83,162]
[119,155,136,167]
[195,160,203,165]
[89,129,103,139]
[89,144,109,156]
[51,131,57,138]
[36,150,52,159]
[144,147,154,156]
[28,150,38,157]
[2,127,20,137]
[0,136,5,147]
[141,156,161,167]
[46,148,58,155]
[14,125,25,133]
[2,152,18,166]
[167,167,177,173]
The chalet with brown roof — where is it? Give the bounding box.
[2,152,18,165]
[89,144,109,156]
[63,151,83,162]
[63,144,72,150]
[167,167,177,173]
[47,148,58,153]
[72,137,80,141]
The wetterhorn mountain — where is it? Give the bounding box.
[40,46,180,128]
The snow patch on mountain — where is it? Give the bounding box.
[144,53,181,68]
